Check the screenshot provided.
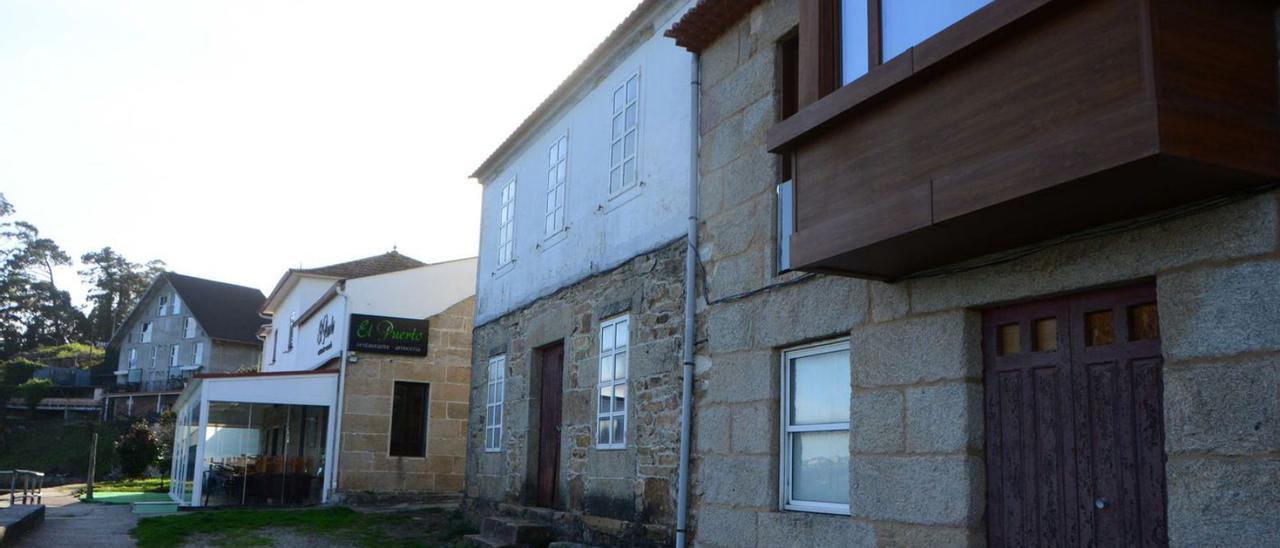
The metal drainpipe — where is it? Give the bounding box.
[330,282,350,500]
[676,51,700,548]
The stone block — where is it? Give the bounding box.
[1164,359,1280,455]
[850,455,983,526]
[905,383,982,453]
[754,276,866,347]
[852,310,980,388]
[344,395,391,416]
[756,511,875,548]
[731,402,776,454]
[702,350,777,404]
[1161,260,1280,360]
[696,405,731,454]
[703,192,768,259]
[706,301,759,354]
[851,389,904,454]
[870,281,910,323]
[698,454,775,508]
[1166,457,1280,547]
[707,246,769,303]
[873,522,984,547]
[909,191,1279,314]
[694,506,757,548]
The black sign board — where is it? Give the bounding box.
[348,314,429,356]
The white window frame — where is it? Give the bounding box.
[171,294,182,315]
[780,339,852,516]
[128,349,138,369]
[193,342,204,365]
[151,346,158,366]
[157,295,168,316]
[484,355,506,452]
[183,317,197,338]
[141,321,153,343]
[608,72,641,196]
[545,133,569,238]
[169,345,180,367]
[595,315,629,449]
[497,179,516,267]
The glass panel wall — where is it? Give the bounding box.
[200,402,328,506]
[169,397,200,504]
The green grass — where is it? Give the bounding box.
[82,492,173,505]
[88,477,171,493]
[131,506,475,548]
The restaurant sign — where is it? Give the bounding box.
[348,314,429,356]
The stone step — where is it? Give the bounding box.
[548,542,596,548]
[481,516,553,547]
[464,533,528,548]
[0,504,45,545]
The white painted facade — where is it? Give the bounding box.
[260,258,478,373]
[473,0,694,325]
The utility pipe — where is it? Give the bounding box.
[675,51,700,548]
[329,281,350,501]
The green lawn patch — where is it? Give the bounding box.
[131,506,474,548]
[83,491,173,504]
[89,477,171,493]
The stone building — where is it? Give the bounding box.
[462,0,695,545]
[661,0,1280,546]
[105,272,265,419]
[167,253,478,507]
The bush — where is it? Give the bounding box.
[115,421,160,479]
[1,357,41,385]
[17,378,52,416]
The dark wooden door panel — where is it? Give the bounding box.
[536,343,564,509]
[985,283,1167,547]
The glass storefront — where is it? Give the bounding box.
[200,402,328,506]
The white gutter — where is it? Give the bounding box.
[676,51,699,548]
[329,281,351,500]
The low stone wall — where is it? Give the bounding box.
[335,297,474,499]
[465,238,686,547]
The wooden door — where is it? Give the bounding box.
[536,343,564,508]
[984,283,1168,547]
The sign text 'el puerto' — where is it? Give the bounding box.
[348,314,429,356]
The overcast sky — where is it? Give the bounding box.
[0,0,641,305]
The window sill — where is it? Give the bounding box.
[604,181,644,213]
[491,261,516,279]
[782,502,851,516]
[766,0,1054,153]
[539,228,569,251]
[594,444,627,451]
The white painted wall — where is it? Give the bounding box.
[345,258,477,318]
[261,258,477,373]
[473,1,694,325]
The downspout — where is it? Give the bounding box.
[330,281,350,500]
[676,51,700,548]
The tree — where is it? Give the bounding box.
[0,197,86,356]
[115,421,161,479]
[79,247,165,343]
[17,377,51,417]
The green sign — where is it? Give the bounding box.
[348,314,429,356]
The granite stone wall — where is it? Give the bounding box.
[465,239,686,547]
[335,296,474,498]
[691,0,1280,545]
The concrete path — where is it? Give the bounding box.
[12,485,138,547]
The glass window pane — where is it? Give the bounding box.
[614,351,627,379]
[613,88,625,112]
[791,431,850,504]
[777,180,794,271]
[611,141,622,164]
[840,0,869,85]
[623,159,636,185]
[1085,310,1115,347]
[548,144,557,165]
[613,384,627,413]
[600,354,614,382]
[611,416,625,445]
[789,348,851,425]
[612,114,624,139]
[1033,318,1058,352]
[1128,303,1160,341]
[998,323,1020,356]
[626,76,638,101]
[881,0,993,62]
[557,162,566,182]
[625,105,637,128]
[615,321,628,348]
[598,419,611,445]
[610,168,622,193]
[598,386,612,414]
[601,324,615,351]
[624,132,636,157]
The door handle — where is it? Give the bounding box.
[1094,497,1109,510]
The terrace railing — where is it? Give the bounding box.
[0,470,44,505]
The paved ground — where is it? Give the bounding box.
[12,484,138,547]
